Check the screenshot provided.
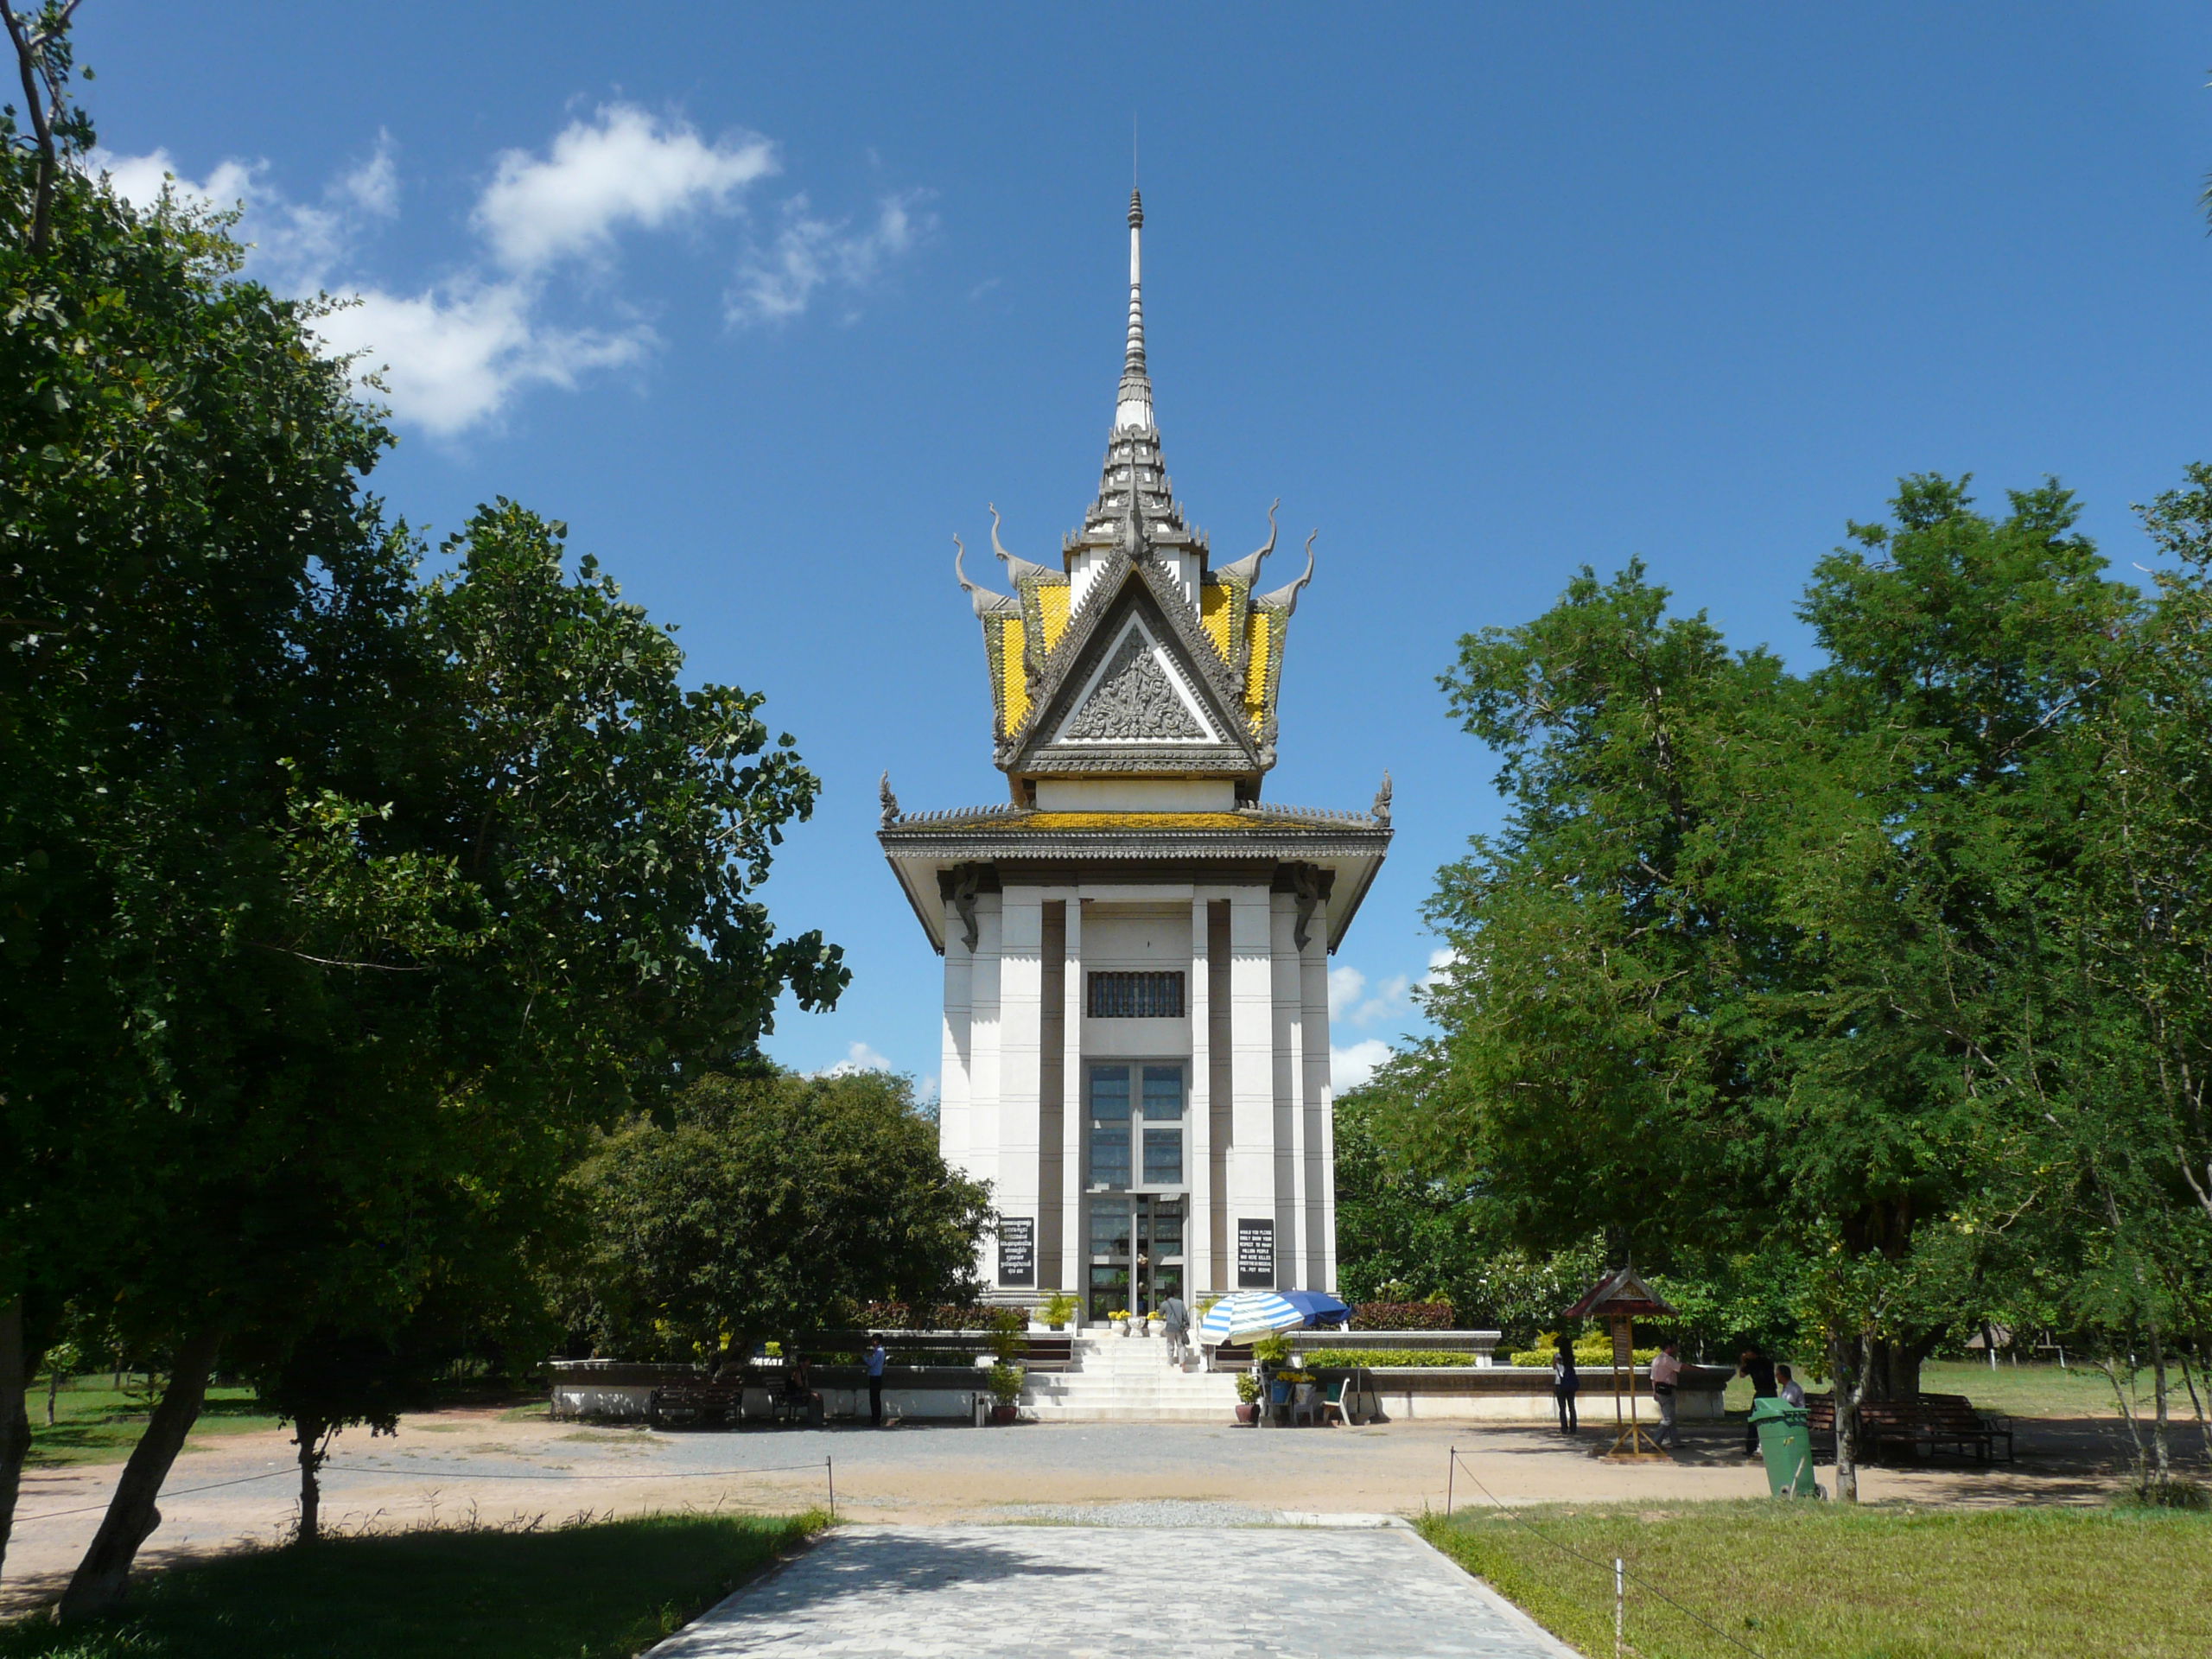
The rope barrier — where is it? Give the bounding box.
[1443,1446,1767,1659]
[16,1455,837,1526]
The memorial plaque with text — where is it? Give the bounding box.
[998,1216,1035,1287]
[1236,1217,1275,1288]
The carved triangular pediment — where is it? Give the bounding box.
[1003,554,1262,779]
[1054,620,1220,745]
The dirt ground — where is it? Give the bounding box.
[0,1403,2142,1613]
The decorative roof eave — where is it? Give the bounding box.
[998,546,1262,777]
[877,817,1391,956]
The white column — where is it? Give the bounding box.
[966,897,1005,1237]
[997,888,1044,1294]
[1186,894,1213,1295]
[1300,911,1334,1291]
[938,894,974,1180]
[1061,898,1086,1299]
[1272,896,1305,1286]
[1228,888,1276,1287]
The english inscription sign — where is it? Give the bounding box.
[998,1215,1035,1287]
[1236,1217,1274,1288]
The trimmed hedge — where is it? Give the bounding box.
[1351,1300,1457,1330]
[853,1302,997,1331]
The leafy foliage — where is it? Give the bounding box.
[557,1070,990,1364]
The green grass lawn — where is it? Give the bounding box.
[22,1379,280,1467]
[0,1511,823,1659]
[1422,1500,2212,1659]
[1715,1358,2187,1420]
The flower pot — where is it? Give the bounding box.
[1113,1320,1129,1336]
[1235,1403,1259,1426]
[1146,1320,1164,1337]
[989,1403,1020,1425]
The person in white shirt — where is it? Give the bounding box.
[1776,1363,1808,1408]
[1648,1339,1684,1447]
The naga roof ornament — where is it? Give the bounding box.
[956,190,1318,795]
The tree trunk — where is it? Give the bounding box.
[0,1296,32,1586]
[1828,1330,1863,1503]
[2148,1320,2171,1478]
[55,1324,225,1623]
[294,1414,327,1546]
[47,1363,60,1427]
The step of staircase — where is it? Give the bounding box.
[1019,1333,1244,1423]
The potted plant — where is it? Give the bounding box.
[1146,1312,1165,1337]
[1110,1308,1132,1335]
[1234,1370,1262,1425]
[1042,1292,1077,1332]
[986,1362,1023,1424]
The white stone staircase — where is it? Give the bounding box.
[1022,1332,1243,1423]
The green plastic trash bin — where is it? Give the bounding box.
[1748,1397,1818,1497]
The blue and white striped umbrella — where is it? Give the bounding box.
[1196,1292,1305,1345]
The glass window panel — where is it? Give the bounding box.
[1088,1203,1132,1256]
[1150,1210,1185,1255]
[1141,1065,1185,1120]
[1142,1128,1184,1185]
[1090,1125,1130,1190]
[1089,1065,1130,1121]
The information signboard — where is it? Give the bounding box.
[997,1216,1035,1287]
[1236,1217,1275,1288]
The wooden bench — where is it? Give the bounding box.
[1799,1392,2012,1463]
[1021,1336,1076,1372]
[647,1380,745,1427]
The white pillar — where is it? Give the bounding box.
[997,888,1044,1293]
[1187,894,1213,1295]
[1228,888,1276,1287]
[1300,910,1334,1291]
[939,894,974,1180]
[966,897,1005,1244]
[1060,898,1086,1299]
[1273,895,1305,1287]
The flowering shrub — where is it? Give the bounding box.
[1351,1300,1456,1330]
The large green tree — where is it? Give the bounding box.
[558,1070,991,1367]
[2,27,846,1605]
[1385,478,2138,1497]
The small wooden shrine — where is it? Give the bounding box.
[1563,1264,1677,1460]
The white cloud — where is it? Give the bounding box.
[1332,1039,1393,1093]
[92,111,918,436]
[1329,963,1415,1031]
[314,283,651,440]
[339,133,400,218]
[474,105,774,273]
[728,192,927,326]
[817,1041,893,1078]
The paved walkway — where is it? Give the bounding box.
[648,1521,1580,1658]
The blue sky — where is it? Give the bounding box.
[78,3,2212,1090]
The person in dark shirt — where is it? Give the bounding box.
[1738,1346,1777,1456]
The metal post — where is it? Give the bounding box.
[826,1455,836,1521]
[1446,1446,1455,1516]
[1614,1557,1624,1659]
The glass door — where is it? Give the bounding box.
[1084,1062,1189,1320]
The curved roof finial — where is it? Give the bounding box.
[954,532,1017,617]
[989,502,1051,584]
[1218,498,1280,583]
[1257,530,1317,613]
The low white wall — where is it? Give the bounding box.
[1363,1382,1726,1422]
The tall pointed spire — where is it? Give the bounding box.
[1115,188,1154,432]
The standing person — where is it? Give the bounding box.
[1160,1292,1191,1366]
[1553,1338,1580,1434]
[1776,1363,1807,1408]
[1649,1339,1683,1449]
[863,1334,887,1427]
[1738,1345,1777,1457]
